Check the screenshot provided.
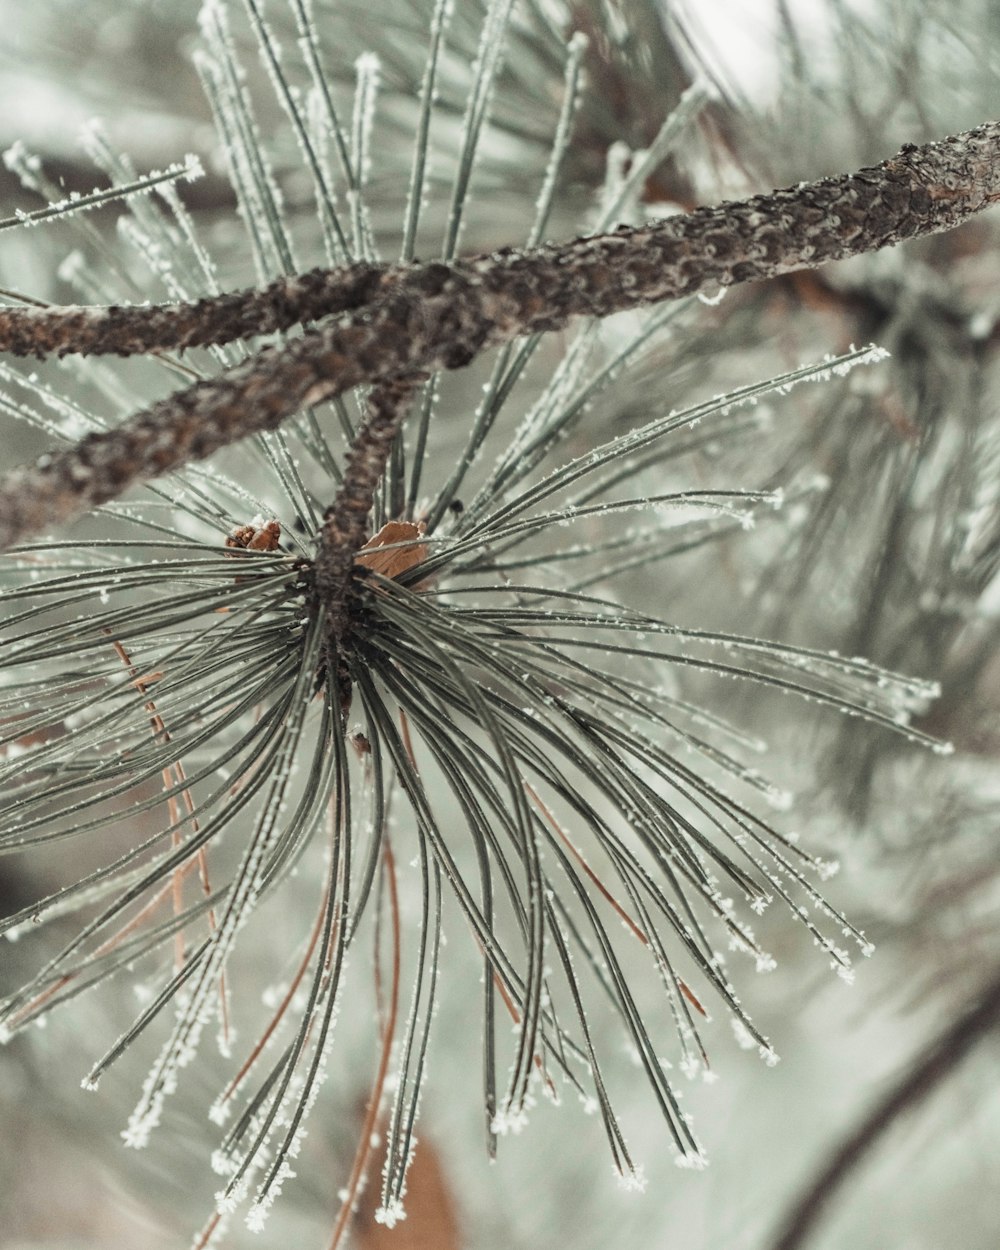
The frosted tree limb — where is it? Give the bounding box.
[0,263,388,357]
[0,120,997,552]
[768,962,1000,1250]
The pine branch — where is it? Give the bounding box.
[767,962,1000,1250]
[0,121,997,553]
[314,374,423,689]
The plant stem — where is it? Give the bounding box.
[313,375,422,706]
[0,122,997,552]
[0,264,387,357]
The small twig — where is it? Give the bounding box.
[314,376,423,678]
[0,122,997,552]
[0,263,386,357]
[767,962,1000,1250]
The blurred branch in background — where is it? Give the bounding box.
[769,960,1000,1250]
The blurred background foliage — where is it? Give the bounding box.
[1,2,999,1248]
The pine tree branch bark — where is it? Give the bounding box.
[0,121,997,553]
[314,375,423,706]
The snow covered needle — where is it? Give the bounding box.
[0,0,985,1241]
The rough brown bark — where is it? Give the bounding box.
[315,376,423,648]
[0,121,997,552]
[0,264,387,357]
[313,376,423,709]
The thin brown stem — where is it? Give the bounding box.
[328,839,401,1250]
[0,263,387,357]
[313,376,423,708]
[767,962,1000,1250]
[0,122,997,552]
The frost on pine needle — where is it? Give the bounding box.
[0,1,992,1245]
[0,147,204,234]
